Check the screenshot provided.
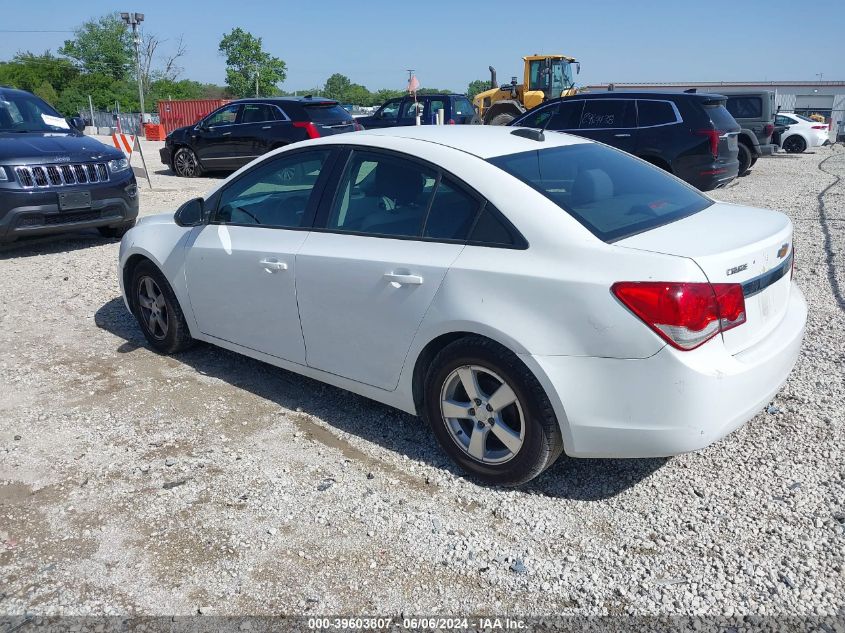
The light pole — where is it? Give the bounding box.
[120,12,145,131]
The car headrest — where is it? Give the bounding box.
[374,161,424,205]
[571,169,614,206]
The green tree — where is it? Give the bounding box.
[33,81,59,105]
[0,51,79,94]
[59,13,133,80]
[467,79,491,100]
[323,73,352,101]
[218,28,286,98]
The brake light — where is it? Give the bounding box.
[612,282,746,351]
[695,129,722,160]
[353,120,364,132]
[763,123,774,137]
[447,119,456,125]
[293,121,320,139]
[811,124,828,130]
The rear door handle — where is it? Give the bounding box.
[384,272,423,286]
[261,125,272,129]
[613,133,631,138]
[222,131,231,136]
[260,258,288,273]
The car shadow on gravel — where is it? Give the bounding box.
[95,297,665,500]
[0,231,117,259]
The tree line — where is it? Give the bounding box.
[0,12,493,117]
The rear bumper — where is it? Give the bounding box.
[758,143,777,156]
[676,158,739,191]
[0,173,138,242]
[526,283,806,458]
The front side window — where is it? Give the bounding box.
[327,151,436,237]
[516,100,583,130]
[454,98,474,116]
[205,104,240,127]
[241,104,278,123]
[489,143,712,242]
[377,99,402,120]
[426,99,447,123]
[215,150,330,227]
[636,100,677,127]
[579,99,634,129]
[401,99,424,120]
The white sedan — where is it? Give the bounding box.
[118,126,806,486]
[776,112,830,153]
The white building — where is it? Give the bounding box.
[584,81,845,141]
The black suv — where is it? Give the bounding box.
[511,91,741,191]
[356,94,479,128]
[0,86,138,244]
[161,97,360,177]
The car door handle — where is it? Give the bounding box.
[384,272,423,286]
[259,258,288,273]
[613,133,632,138]
[221,131,231,136]
[261,125,272,129]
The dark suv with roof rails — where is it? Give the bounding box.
[160,96,362,177]
[0,86,138,244]
[356,94,479,129]
[510,90,741,191]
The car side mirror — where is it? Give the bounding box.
[69,116,86,132]
[174,197,204,227]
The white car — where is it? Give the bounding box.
[118,126,806,486]
[776,112,830,153]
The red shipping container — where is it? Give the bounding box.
[157,99,230,135]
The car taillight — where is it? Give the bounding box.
[447,119,456,125]
[353,120,364,132]
[811,124,828,130]
[763,123,774,137]
[293,121,320,139]
[695,129,722,160]
[611,282,746,351]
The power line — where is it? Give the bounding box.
[0,30,75,33]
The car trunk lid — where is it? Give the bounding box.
[617,202,793,354]
[303,102,356,136]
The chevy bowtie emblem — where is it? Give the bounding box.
[777,243,789,258]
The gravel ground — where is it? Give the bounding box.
[1,140,843,620]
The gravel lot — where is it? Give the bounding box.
[1,139,843,620]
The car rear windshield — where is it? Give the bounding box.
[305,103,353,122]
[702,101,739,131]
[488,143,712,242]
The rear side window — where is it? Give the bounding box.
[241,104,278,123]
[636,100,677,127]
[469,206,521,247]
[488,143,712,242]
[423,179,480,240]
[454,98,474,116]
[579,100,635,129]
[726,97,762,118]
[305,104,352,122]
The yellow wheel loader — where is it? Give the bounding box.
[474,54,580,125]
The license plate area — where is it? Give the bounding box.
[58,191,92,210]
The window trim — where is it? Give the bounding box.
[207,147,340,231]
[311,145,528,249]
[200,103,242,129]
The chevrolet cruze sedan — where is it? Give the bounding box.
[118,126,806,486]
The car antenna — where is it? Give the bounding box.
[511,128,545,142]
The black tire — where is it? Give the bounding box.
[737,143,753,176]
[130,259,194,354]
[423,336,564,487]
[172,147,203,177]
[488,113,516,126]
[98,220,135,239]
[783,135,806,154]
[750,154,759,167]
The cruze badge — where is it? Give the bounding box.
[777,243,789,259]
[726,263,748,276]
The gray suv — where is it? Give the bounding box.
[723,91,778,176]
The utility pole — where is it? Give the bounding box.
[255,64,259,97]
[120,12,145,131]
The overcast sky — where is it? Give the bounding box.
[1,0,843,92]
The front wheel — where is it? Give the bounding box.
[783,135,807,153]
[423,337,563,486]
[173,147,203,177]
[130,260,194,354]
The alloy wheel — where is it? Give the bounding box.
[439,365,525,465]
[174,149,199,177]
[137,276,169,340]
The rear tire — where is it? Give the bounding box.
[98,220,135,239]
[423,336,564,487]
[489,113,516,126]
[783,135,807,153]
[130,260,194,354]
[737,143,753,176]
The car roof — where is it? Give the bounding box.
[230,97,339,105]
[566,90,728,100]
[310,124,590,159]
